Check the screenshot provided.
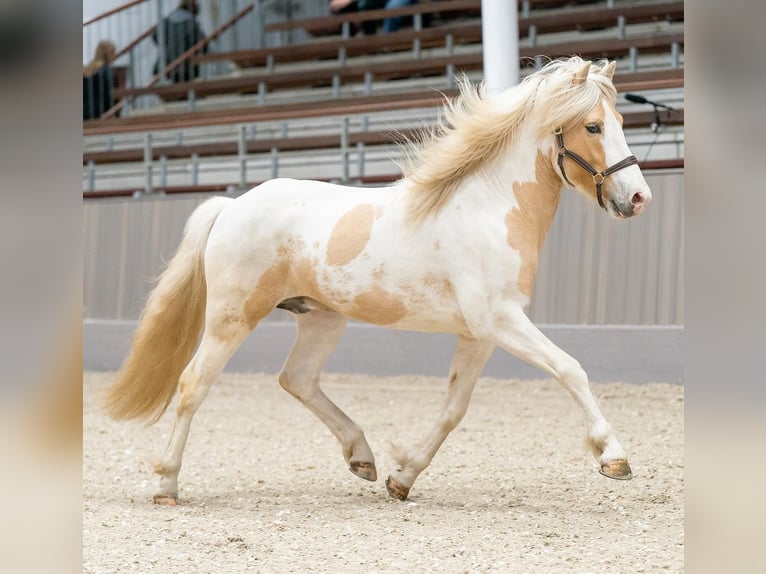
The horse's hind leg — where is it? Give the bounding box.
[279,309,377,481]
[386,335,495,500]
[153,316,251,505]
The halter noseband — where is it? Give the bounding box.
[554,127,638,211]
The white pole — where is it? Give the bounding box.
[481,0,519,94]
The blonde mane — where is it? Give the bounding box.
[401,57,618,223]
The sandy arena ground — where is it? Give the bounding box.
[84,371,683,573]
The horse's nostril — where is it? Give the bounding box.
[631,192,644,206]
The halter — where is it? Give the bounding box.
[554,127,638,211]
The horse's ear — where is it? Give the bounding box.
[602,61,616,81]
[572,62,591,85]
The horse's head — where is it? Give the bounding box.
[551,61,651,219]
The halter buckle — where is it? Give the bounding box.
[592,173,605,185]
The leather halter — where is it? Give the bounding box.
[554,127,638,210]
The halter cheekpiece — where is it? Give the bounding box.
[554,127,638,210]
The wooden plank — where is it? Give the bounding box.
[196,2,682,68]
[84,89,455,136]
[82,156,683,199]
[87,67,683,136]
[115,31,683,102]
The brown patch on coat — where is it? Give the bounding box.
[371,266,385,281]
[505,150,562,296]
[349,285,408,325]
[245,231,340,327]
[433,240,441,251]
[326,204,375,266]
[244,261,289,328]
[449,372,458,385]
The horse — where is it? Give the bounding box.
[103,57,651,505]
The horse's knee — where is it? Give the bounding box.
[278,370,316,401]
[441,404,468,433]
[556,357,588,386]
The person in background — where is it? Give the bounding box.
[329,0,417,35]
[83,40,117,120]
[153,0,208,83]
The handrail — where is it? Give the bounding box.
[83,159,683,199]
[101,1,256,120]
[83,0,148,27]
[115,25,157,60]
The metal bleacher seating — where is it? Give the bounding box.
[83,0,684,198]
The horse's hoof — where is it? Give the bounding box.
[385,476,410,501]
[153,494,178,506]
[349,460,377,482]
[599,459,633,480]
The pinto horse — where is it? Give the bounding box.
[104,57,651,505]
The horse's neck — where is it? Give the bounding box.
[460,134,563,246]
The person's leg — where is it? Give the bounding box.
[382,0,414,33]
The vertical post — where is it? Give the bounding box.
[238,125,247,190]
[87,160,96,192]
[364,71,373,95]
[191,153,199,186]
[412,13,422,59]
[188,89,196,112]
[258,81,266,104]
[159,155,168,188]
[155,0,167,83]
[528,24,537,47]
[629,46,638,72]
[128,48,137,89]
[254,0,265,49]
[270,147,279,179]
[144,133,153,194]
[356,142,365,179]
[671,42,680,69]
[481,0,519,94]
[341,117,350,182]
[230,0,240,51]
[617,15,626,39]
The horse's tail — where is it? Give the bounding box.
[103,196,233,424]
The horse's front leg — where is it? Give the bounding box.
[483,305,632,480]
[386,335,495,500]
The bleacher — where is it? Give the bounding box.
[83,0,684,198]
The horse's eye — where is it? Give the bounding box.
[586,124,602,134]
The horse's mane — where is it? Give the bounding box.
[400,57,618,224]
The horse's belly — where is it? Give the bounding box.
[323,278,468,334]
